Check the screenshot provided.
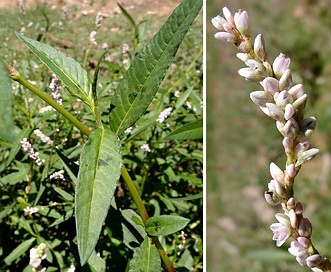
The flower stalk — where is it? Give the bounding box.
[212,7,331,271]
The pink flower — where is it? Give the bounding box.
[273,53,291,79]
[270,213,292,247]
[288,240,309,266]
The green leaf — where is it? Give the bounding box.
[4,237,36,265]
[129,236,161,272]
[170,192,203,202]
[16,32,94,111]
[4,128,31,169]
[0,58,16,142]
[75,128,122,265]
[52,185,74,202]
[0,162,29,185]
[145,215,190,236]
[164,119,202,140]
[109,0,203,135]
[87,250,106,272]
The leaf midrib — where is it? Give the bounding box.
[115,1,200,135]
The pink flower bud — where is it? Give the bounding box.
[284,104,295,120]
[222,22,234,33]
[238,67,264,81]
[275,91,293,108]
[288,241,309,266]
[306,254,323,268]
[289,209,298,228]
[288,84,304,99]
[286,164,296,178]
[254,34,266,61]
[265,103,285,122]
[234,10,249,33]
[286,197,295,209]
[214,32,236,42]
[295,202,303,214]
[270,162,284,182]
[296,148,319,167]
[260,77,279,95]
[282,118,299,139]
[211,15,227,30]
[279,69,293,90]
[298,218,312,238]
[222,7,234,24]
[250,91,273,107]
[273,53,291,79]
[294,139,310,155]
[236,53,250,62]
[292,94,308,111]
[297,237,310,248]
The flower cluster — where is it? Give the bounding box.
[95,12,103,28]
[49,169,65,180]
[89,30,97,46]
[49,75,62,106]
[33,129,53,145]
[20,138,44,166]
[156,107,172,123]
[23,206,39,216]
[140,143,151,152]
[212,7,331,271]
[29,243,47,272]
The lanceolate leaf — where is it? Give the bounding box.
[129,236,161,272]
[0,57,16,142]
[16,32,94,111]
[145,215,190,236]
[75,128,122,265]
[164,119,202,140]
[4,237,36,265]
[109,0,202,135]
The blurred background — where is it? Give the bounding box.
[206,0,331,271]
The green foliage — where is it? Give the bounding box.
[129,236,161,272]
[0,0,202,271]
[75,128,122,265]
[109,0,202,136]
[16,32,95,113]
[0,57,15,142]
[145,215,190,236]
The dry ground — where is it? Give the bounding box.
[0,0,181,17]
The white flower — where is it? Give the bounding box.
[50,170,65,180]
[34,129,53,145]
[29,243,47,269]
[124,127,133,134]
[89,31,97,45]
[141,144,151,152]
[156,107,172,123]
[24,206,39,215]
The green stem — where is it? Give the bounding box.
[121,166,176,272]
[5,63,91,137]
[121,165,149,222]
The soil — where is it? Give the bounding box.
[0,0,181,17]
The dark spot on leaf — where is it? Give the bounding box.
[128,91,138,104]
[98,156,112,167]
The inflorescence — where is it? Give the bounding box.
[212,7,331,271]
